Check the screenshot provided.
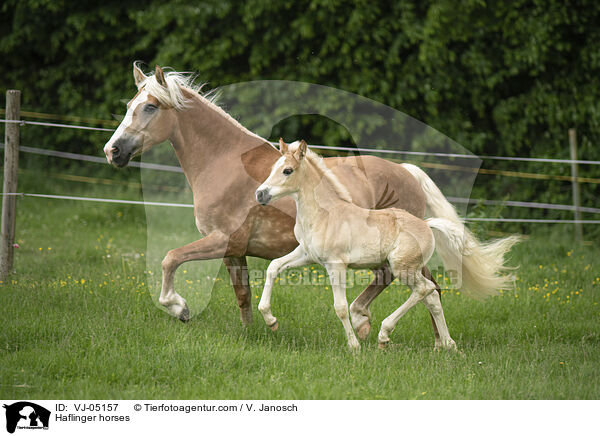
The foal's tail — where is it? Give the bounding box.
[402,163,522,299]
[425,217,521,299]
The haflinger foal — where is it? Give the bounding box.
[256,139,462,350]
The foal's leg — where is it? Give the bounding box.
[378,272,437,349]
[223,257,253,326]
[350,266,442,342]
[349,266,393,340]
[160,231,229,321]
[422,266,443,345]
[422,291,456,350]
[325,262,360,350]
[258,246,311,331]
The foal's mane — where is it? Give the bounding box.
[140,65,267,143]
[290,141,353,203]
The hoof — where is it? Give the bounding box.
[433,342,462,354]
[378,341,389,350]
[434,339,458,351]
[348,340,361,351]
[268,320,279,331]
[356,321,371,340]
[178,307,190,323]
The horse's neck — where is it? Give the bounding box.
[170,95,275,188]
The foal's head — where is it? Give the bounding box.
[103,63,186,167]
[256,139,307,205]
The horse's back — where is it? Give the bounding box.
[324,154,426,218]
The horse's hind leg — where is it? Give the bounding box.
[224,257,252,326]
[349,265,393,340]
[378,271,436,348]
[350,265,442,342]
[422,266,443,346]
[422,291,456,350]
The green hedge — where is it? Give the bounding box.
[1,0,598,233]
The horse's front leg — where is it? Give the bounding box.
[325,262,360,351]
[223,257,253,326]
[258,246,311,331]
[160,231,229,321]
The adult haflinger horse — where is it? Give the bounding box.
[103,63,520,346]
[257,139,464,349]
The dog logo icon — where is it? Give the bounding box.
[3,402,50,433]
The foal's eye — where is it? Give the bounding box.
[283,168,293,175]
[144,104,158,113]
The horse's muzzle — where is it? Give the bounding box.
[255,189,271,205]
[108,135,138,168]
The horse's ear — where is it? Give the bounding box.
[155,65,167,88]
[297,139,307,160]
[279,138,288,154]
[133,62,147,89]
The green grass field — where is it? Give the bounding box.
[0,169,598,399]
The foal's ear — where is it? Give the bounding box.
[133,62,147,89]
[297,139,307,160]
[155,65,167,88]
[279,138,288,154]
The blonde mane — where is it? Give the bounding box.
[289,141,353,203]
[139,65,267,142]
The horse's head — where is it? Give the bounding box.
[104,63,179,167]
[256,138,307,205]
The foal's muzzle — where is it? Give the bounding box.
[255,189,272,205]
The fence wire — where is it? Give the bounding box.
[3,111,599,224]
[2,117,600,165]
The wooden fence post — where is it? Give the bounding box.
[1,90,21,279]
[568,128,583,242]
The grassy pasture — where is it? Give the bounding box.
[0,170,598,399]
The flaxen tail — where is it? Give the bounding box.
[402,163,522,299]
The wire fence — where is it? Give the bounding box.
[2,193,599,224]
[0,108,119,127]
[2,142,599,215]
[2,110,599,225]
[447,197,600,214]
[3,117,600,165]
[0,192,193,208]
[6,143,600,186]
[0,143,183,173]
[306,143,600,165]
[0,118,114,132]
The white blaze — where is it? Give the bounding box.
[104,90,149,162]
[258,156,285,192]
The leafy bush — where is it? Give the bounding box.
[1,0,598,235]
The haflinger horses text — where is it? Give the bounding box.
[104,63,520,348]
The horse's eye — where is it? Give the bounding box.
[144,104,158,113]
[283,168,293,176]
